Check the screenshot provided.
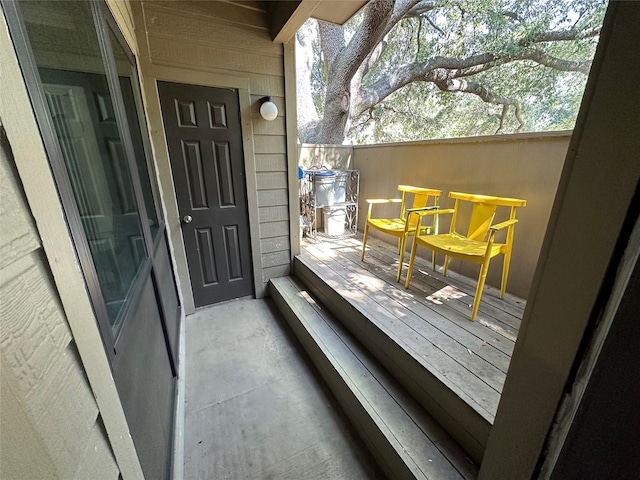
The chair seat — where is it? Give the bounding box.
[368,217,411,234]
[418,233,504,260]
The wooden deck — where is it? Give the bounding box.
[300,234,525,422]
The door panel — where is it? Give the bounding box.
[41,70,146,326]
[112,276,175,480]
[158,82,253,307]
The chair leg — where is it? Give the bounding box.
[431,250,436,270]
[443,255,451,276]
[500,251,512,298]
[361,224,370,261]
[396,234,410,282]
[404,237,420,289]
[471,255,492,321]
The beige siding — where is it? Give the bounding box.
[135,0,291,303]
[106,0,137,55]
[0,131,119,480]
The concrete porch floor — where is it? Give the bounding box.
[184,298,385,479]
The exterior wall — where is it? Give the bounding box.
[0,128,119,480]
[106,0,137,55]
[1,6,144,478]
[132,1,291,309]
[348,132,570,298]
[299,143,353,170]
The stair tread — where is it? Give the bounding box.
[271,276,478,480]
[297,253,499,422]
[292,255,493,463]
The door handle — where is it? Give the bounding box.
[182,215,193,224]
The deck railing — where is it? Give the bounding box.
[299,131,571,299]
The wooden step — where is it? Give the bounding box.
[292,254,494,463]
[270,276,478,480]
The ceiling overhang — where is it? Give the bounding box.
[268,0,369,43]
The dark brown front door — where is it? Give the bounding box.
[158,81,253,307]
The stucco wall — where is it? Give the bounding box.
[299,133,569,298]
[132,1,290,307]
[0,127,119,480]
[352,132,570,298]
[298,143,353,170]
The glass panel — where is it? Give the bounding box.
[21,1,147,329]
[108,27,161,238]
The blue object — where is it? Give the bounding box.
[298,166,304,179]
[312,170,335,177]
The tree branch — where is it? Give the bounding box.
[318,21,345,67]
[432,78,524,133]
[355,45,592,115]
[530,25,601,43]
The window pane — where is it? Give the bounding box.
[108,27,161,239]
[22,1,147,329]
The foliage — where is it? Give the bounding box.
[296,0,606,144]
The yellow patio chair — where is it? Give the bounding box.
[361,185,442,282]
[404,191,526,321]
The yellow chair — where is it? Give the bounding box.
[361,185,442,282]
[404,191,526,321]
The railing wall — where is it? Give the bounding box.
[300,131,571,299]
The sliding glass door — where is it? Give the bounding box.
[4,1,180,477]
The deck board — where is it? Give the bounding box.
[301,247,500,420]
[299,234,526,421]
[358,239,522,332]
[272,276,478,479]
[305,243,509,389]
[339,245,516,356]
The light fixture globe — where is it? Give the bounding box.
[259,97,278,121]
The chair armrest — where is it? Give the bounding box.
[365,198,402,221]
[409,208,455,217]
[490,219,518,231]
[405,206,439,213]
[365,198,402,204]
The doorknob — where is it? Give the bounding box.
[182,215,193,224]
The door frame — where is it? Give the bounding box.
[147,72,262,314]
[130,21,263,313]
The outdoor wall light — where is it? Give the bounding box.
[259,97,278,121]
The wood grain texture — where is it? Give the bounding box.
[149,1,268,29]
[148,34,283,77]
[262,250,291,269]
[249,75,285,97]
[257,172,288,190]
[254,135,287,154]
[252,116,286,136]
[259,205,289,223]
[1,355,57,479]
[262,264,290,283]
[144,5,281,56]
[257,189,289,207]
[261,235,290,254]
[0,136,41,270]
[259,220,290,239]
[255,154,287,173]
[73,417,120,480]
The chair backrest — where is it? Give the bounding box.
[398,185,442,226]
[448,192,527,241]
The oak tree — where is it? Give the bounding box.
[296,0,605,144]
